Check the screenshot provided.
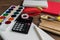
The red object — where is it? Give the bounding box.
[0,16,5,19]
[23,7,41,17]
[5,21,11,24]
[8,17,14,21]
[42,2,60,16]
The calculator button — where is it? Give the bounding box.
[21,24,24,27]
[14,23,19,27]
[16,27,20,29]
[18,23,21,27]
[13,28,16,30]
[28,23,30,25]
[16,29,19,31]
[19,29,22,31]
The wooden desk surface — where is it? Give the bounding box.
[0,0,60,40]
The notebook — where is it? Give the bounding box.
[42,2,60,16]
[23,0,48,8]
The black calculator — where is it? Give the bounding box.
[12,14,33,34]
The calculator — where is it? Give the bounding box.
[12,14,33,34]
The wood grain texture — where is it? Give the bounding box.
[40,19,60,31]
[39,19,60,35]
[0,0,23,15]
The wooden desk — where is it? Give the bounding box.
[0,0,60,40]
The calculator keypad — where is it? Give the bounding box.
[12,21,32,34]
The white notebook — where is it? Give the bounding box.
[23,0,48,8]
[0,22,54,40]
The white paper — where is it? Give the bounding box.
[0,23,55,40]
